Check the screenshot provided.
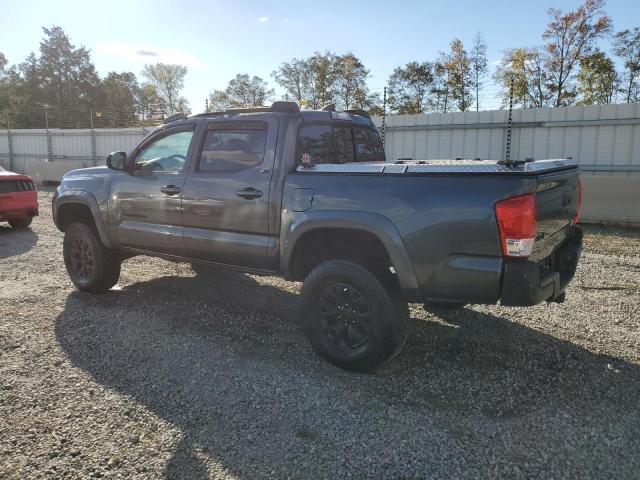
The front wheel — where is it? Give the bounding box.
[300,260,408,373]
[63,222,121,293]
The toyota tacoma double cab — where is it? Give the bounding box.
[53,101,583,372]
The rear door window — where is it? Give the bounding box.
[199,123,267,172]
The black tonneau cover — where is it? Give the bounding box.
[296,158,579,175]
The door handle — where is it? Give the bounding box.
[236,187,263,200]
[160,185,182,195]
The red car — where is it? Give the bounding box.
[0,166,38,229]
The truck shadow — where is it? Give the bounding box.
[0,224,38,259]
[55,268,640,478]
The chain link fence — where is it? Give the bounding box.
[1,105,166,130]
[2,103,640,225]
[0,106,169,180]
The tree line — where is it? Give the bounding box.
[209,52,380,114]
[208,0,639,114]
[494,0,638,108]
[0,26,190,128]
[1,1,639,128]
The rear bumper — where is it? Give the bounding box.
[500,226,583,306]
[0,191,39,222]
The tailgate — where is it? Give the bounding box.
[532,168,580,260]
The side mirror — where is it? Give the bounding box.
[106,151,127,171]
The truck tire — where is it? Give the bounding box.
[63,221,121,293]
[300,260,408,373]
[9,217,33,229]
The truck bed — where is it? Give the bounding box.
[286,157,581,304]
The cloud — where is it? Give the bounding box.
[490,60,501,66]
[258,16,269,23]
[136,49,158,57]
[96,42,206,67]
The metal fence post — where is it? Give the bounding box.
[44,107,53,162]
[5,114,14,171]
[90,109,97,166]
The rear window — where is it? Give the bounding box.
[298,125,335,165]
[333,126,355,163]
[354,127,385,163]
[199,124,267,172]
[298,124,384,166]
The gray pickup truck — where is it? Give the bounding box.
[53,101,583,372]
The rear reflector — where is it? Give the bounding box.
[495,193,537,257]
[573,179,582,224]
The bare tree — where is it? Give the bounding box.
[141,63,188,114]
[470,32,488,111]
[542,0,612,107]
[612,28,640,103]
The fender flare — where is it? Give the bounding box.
[54,192,112,248]
[281,210,421,299]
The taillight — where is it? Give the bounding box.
[495,193,537,258]
[573,179,582,224]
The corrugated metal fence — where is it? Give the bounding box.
[1,103,639,225]
[0,127,148,184]
[373,103,640,226]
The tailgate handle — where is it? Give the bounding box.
[236,187,263,200]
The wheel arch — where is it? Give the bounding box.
[54,193,112,248]
[281,211,420,300]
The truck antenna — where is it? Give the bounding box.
[505,77,514,164]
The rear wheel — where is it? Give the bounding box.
[9,217,33,229]
[63,222,121,293]
[300,260,408,372]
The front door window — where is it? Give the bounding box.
[135,131,193,172]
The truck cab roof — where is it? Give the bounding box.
[162,102,376,128]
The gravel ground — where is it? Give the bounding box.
[1,190,639,479]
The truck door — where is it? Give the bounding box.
[108,126,195,255]
[181,118,278,270]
